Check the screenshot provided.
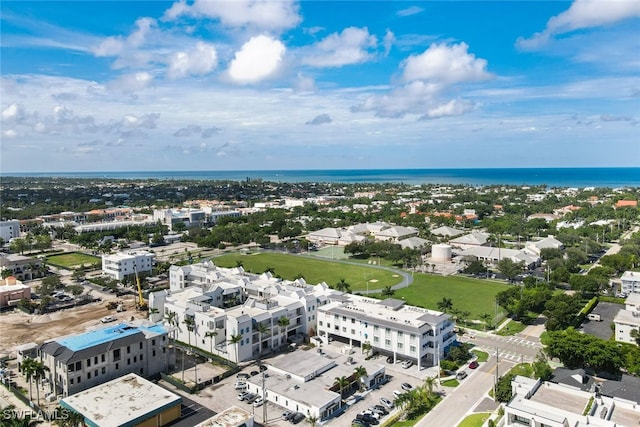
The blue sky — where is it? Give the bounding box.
[1,0,639,172]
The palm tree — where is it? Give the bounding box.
[436,297,453,313]
[165,311,178,338]
[353,365,368,391]
[361,341,372,357]
[230,334,243,363]
[255,322,269,356]
[21,357,36,404]
[148,307,159,319]
[423,376,437,397]
[204,330,218,355]
[306,414,318,427]
[32,359,49,406]
[183,316,195,346]
[480,313,493,331]
[459,310,471,327]
[333,376,350,407]
[381,286,394,297]
[335,278,350,293]
[277,316,290,346]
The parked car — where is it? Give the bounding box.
[237,391,250,401]
[259,364,268,372]
[386,356,394,364]
[469,361,479,369]
[283,411,293,420]
[237,373,250,379]
[101,316,116,323]
[352,419,368,427]
[456,371,468,380]
[379,397,394,409]
[250,370,259,376]
[392,390,404,398]
[234,382,247,390]
[253,398,264,407]
[373,405,388,415]
[401,382,413,391]
[357,413,379,425]
[291,413,305,424]
[245,393,258,403]
[360,411,380,420]
[401,360,413,369]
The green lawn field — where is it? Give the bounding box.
[213,252,400,291]
[392,274,511,320]
[46,252,101,268]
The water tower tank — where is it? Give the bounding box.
[431,244,452,262]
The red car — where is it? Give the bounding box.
[469,361,479,369]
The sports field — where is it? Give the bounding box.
[46,252,101,268]
[213,252,400,291]
[388,274,511,320]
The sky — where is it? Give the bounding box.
[1,0,639,173]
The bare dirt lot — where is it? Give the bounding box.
[0,294,146,356]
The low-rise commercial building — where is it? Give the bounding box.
[0,276,31,309]
[316,296,456,370]
[194,406,253,427]
[60,373,182,427]
[0,253,44,281]
[37,321,171,397]
[620,271,640,295]
[614,293,640,344]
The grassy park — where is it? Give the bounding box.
[214,252,512,322]
[46,252,101,269]
[392,274,511,321]
[213,252,400,291]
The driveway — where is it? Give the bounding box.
[580,301,623,340]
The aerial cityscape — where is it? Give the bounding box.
[1,0,640,427]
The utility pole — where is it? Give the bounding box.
[262,371,267,424]
[494,346,499,401]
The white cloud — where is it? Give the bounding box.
[302,27,378,67]
[422,99,475,119]
[2,103,26,122]
[401,42,491,85]
[107,72,154,93]
[167,42,218,79]
[2,129,19,138]
[517,0,640,49]
[93,17,156,57]
[383,29,395,56]
[293,73,316,92]
[174,124,202,137]
[396,6,424,17]
[164,0,301,32]
[228,35,285,84]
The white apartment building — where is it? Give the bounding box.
[614,293,640,344]
[35,321,171,397]
[153,208,241,231]
[0,220,21,243]
[504,374,640,427]
[102,250,155,281]
[316,295,456,370]
[620,271,640,295]
[0,253,44,281]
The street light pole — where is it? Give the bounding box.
[262,371,267,424]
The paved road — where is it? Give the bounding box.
[416,357,516,427]
[461,332,543,364]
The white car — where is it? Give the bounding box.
[101,316,116,323]
[253,397,264,407]
[234,382,247,390]
[392,390,404,399]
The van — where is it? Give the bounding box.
[587,313,602,322]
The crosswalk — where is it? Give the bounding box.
[499,336,543,348]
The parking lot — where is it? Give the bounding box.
[580,301,623,340]
[185,342,440,427]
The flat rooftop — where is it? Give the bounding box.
[57,323,167,352]
[61,373,181,426]
[529,384,590,414]
[194,406,253,427]
[610,405,640,426]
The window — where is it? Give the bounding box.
[385,328,391,334]
[351,329,355,335]
[373,325,379,331]
[77,376,81,384]
[134,356,137,363]
[398,331,403,337]
[101,354,105,362]
[140,354,143,361]
[140,342,143,350]
[335,326,339,331]
[87,359,91,367]
[94,357,98,364]
[397,342,404,349]
[373,336,379,343]
[87,372,91,380]
[410,346,416,354]
[319,321,323,326]
[127,358,131,366]
[162,347,166,354]
[115,363,119,370]
[342,327,346,332]
[127,345,131,354]
[342,316,347,321]
[385,339,391,347]
[113,349,121,361]
[94,369,98,377]
[70,378,74,385]
[351,318,355,323]
[152,350,156,357]
[101,367,106,374]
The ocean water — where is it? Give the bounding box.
[4,168,639,188]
